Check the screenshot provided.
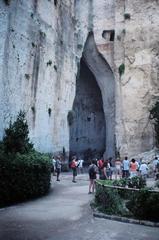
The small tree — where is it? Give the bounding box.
[3,111,33,154]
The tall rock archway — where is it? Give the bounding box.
[69,33,115,160]
[69,57,106,160]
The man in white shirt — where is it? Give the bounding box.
[77,159,84,174]
[122,156,130,178]
[139,161,148,180]
[52,156,56,176]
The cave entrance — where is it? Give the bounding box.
[69,57,106,161]
[69,32,115,161]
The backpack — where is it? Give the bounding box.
[98,160,103,169]
[71,161,76,169]
[89,165,96,175]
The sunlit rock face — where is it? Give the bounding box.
[0,0,159,159]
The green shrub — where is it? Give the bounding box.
[118,63,125,76]
[127,189,159,221]
[124,13,131,20]
[0,151,51,207]
[112,178,127,187]
[0,111,52,206]
[100,177,146,189]
[3,111,33,154]
[127,176,146,189]
[95,181,159,220]
[95,184,124,215]
[46,60,52,66]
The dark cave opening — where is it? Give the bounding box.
[69,58,106,161]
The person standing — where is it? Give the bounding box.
[153,157,159,177]
[115,158,122,179]
[52,156,56,176]
[71,156,78,183]
[130,158,138,178]
[55,156,62,181]
[77,158,84,174]
[139,160,148,180]
[103,160,111,180]
[97,158,104,179]
[109,157,115,180]
[123,156,130,178]
[88,160,97,194]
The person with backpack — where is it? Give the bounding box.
[97,158,104,179]
[71,156,78,183]
[88,160,97,194]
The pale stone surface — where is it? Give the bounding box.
[0,0,159,158]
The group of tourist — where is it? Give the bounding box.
[52,155,84,182]
[52,155,159,194]
[96,157,147,180]
[96,156,159,180]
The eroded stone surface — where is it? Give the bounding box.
[0,0,159,158]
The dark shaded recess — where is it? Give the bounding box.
[48,108,52,117]
[102,30,115,42]
[54,0,57,6]
[34,0,38,12]
[69,58,106,160]
[124,13,131,20]
[4,0,11,5]
[31,46,40,99]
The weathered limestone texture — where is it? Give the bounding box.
[0,0,159,158]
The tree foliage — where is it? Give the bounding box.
[3,111,33,154]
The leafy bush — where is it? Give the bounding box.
[127,176,146,189]
[112,178,127,187]
[99,176,146,189]
[127,189,159,221]
[3,111,33,154]
[124,13,131,20]
[95,181,159,221]
[0,111,52,206]
[118,63,125,77]
[95,184,124,215]
[0,151,51,206]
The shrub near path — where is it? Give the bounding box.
[0,111,52,207]
[95,178,159,222]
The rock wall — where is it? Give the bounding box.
[114,0,159,157]
[0,0,159,159]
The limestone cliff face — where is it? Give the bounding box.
[0,0,158,158]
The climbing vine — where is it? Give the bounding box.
[118,63,125,77]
